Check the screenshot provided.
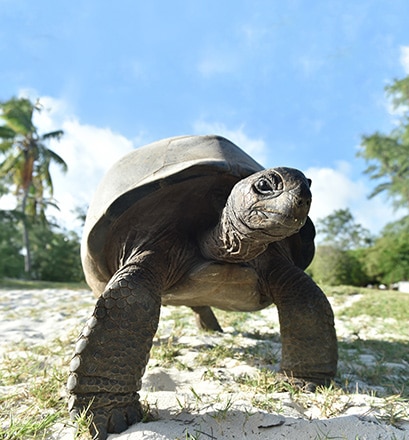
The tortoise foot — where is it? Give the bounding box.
[275,372,317,392]
[277,371,335,392]
[69,392,143,440]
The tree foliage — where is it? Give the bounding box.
[363,216,409,285]
[310,208,409,286]
[358,75,409,209]
[308,245,370,286]
[30,222,84,282]
[315,208,373,250]
[0,212,83,282]
[0,210,24,278]
[351,74,409,286]
[308,245,351,286]
[311,209,373,286]
[0,97,66,276]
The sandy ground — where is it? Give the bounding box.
[0,288,408,440]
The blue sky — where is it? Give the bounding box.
[1,0,409,235]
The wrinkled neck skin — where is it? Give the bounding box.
[201,197,284,263]
[200,167,312,263]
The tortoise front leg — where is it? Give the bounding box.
[255,251,337,385]
[67,267,161,439]
[275,267,337,385]
[273,264,337,384]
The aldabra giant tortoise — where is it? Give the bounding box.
[67,135,337,439]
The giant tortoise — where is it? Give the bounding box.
[67,134,337,439]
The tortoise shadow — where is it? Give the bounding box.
[129,325,409,439]
[174,325,409,399]
[225,333,409,398]
[336,337,409,398]
[109,402,407,439]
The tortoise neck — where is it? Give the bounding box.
[200,200,269,263]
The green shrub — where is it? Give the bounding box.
[309,245,369,286]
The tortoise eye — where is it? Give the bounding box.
[254,178,273,194]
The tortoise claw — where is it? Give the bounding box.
[70,394,143,439]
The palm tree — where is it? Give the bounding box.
[0,97,67,277]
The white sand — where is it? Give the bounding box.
[0,288,408,439]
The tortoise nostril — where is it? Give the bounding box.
[295,197,311,211]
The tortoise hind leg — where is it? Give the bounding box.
[67,265,162,439]
[191,306,223,332]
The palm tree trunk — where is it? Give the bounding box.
[21,189,32,277]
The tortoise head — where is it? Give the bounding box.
[227,167,312,241]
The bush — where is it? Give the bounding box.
[0,211,24,278]
[308,245,369,286]
[357,216,409,285]
[30,224,84,282]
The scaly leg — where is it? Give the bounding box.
[254,247,338,385]
[67,264,161,439]
[275,266,337,385]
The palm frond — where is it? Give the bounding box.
[41,130,64,141]
[0,98,36,135]
[0,97,67,236]
[34,157,54,195]
[42,147,68,172]
[0,139,14,153]
[0,153,21,176]
[0,125,17,140]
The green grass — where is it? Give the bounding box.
[327,284,409,318]
[0,277,88,290]
[338,290,409,322]
[195,343,239,367]
[339,339,409,364]
[323,284,409,320]
[234,368,299,395]
[0,339,74,439]
[1,411,65,440]
[150,337,189,370]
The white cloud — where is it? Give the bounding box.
[305,162,405,235]
[23,95,139,230]
[193,120,268,166]
[305,163,364,220]
[400,46,409,74]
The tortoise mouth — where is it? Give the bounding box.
[250,210,306,238]
[257,209,306,227]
